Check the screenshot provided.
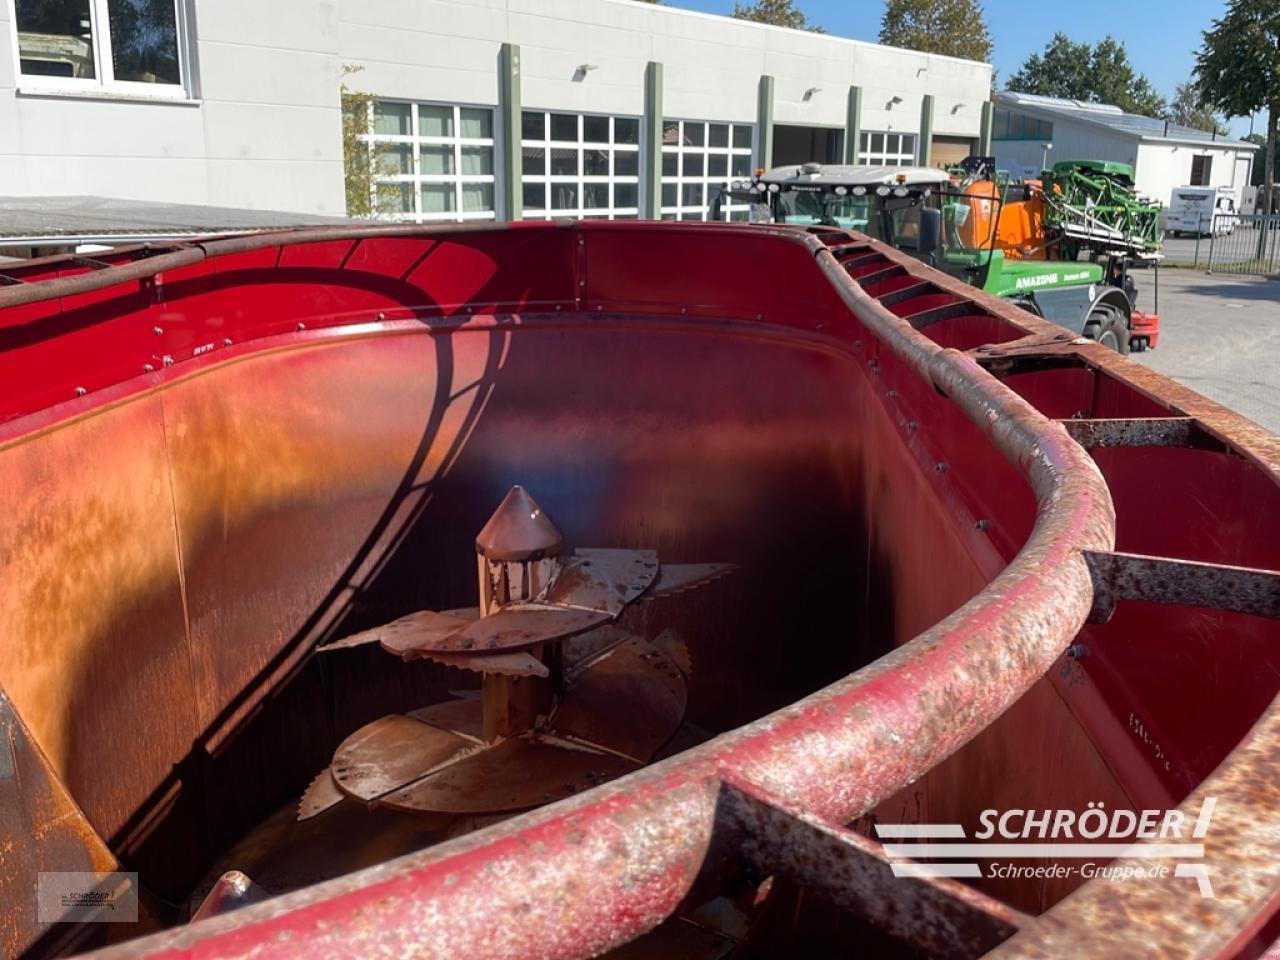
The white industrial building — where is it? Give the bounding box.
[992,91,1257,212]
[1,0,994,226]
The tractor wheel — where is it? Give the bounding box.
[1084,305,1131,356]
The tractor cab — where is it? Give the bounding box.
[717,162,1005,288]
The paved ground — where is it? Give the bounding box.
[1160,235,1215,268]
[1127,267,1280,433]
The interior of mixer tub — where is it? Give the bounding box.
[1,222,1276,958]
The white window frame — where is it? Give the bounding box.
[9,0,194,98]
[521,111,641,221]
[660,119,756,221]
[361,100,498,224]
[859,131,919,167]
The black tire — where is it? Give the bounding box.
[1084,305,1131,356]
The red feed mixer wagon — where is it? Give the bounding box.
[0,220,1276,959]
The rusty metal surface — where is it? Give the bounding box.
[331,715,474,804]
[417,648,550,678]
[719,780,1026,958]
[329,609,475,657]
[297,769,345,821]
[543,549,659,616]
[1058,416,1221,451]
[327,627,688,816]
[476,484,564,561]
[408,698,486,742]
[1085,549,1280,623]
[75,222,1122,960]
[190,872,268,923]
[382,733,640,814]
[644,563,737,600]
[0,688,122,958]
[989,690,1280,959]
[548,635,687,762]
[432,606,612,653]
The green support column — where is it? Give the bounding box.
[757,75,774,169]
[499,43,522,221]
[844,85,862,164]
[643,61,663,219]
[978,100,993,156]
[918,94,934,167]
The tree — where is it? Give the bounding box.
[1195,0,1280,227]
[1167,81,1229,135]
[878,0,992,64]
[1006,33,1091,100]
[1245,133,1275,187]
[732,0,824,33]
[1007,33,1166,118]
[1089,37,1166,117]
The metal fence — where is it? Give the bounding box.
[1203,214,1280,276]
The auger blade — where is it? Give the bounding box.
[652,627,693,677]
[412,648,549,678]
[297,767,346,821]
[425,605,610,653]
[542,548,659,616]
[548,634,687,762]
[331,713,476,805]
[644,563,736,599]
[380,733,639,815]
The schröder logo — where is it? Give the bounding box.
[37,872,139,923]
[875,797,1216,897]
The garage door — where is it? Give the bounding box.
[931,136,974,168]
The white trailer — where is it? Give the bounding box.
[1166,185,1238,237]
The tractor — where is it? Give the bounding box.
[717,157,1162,353]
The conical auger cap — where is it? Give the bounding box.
[476,486,564,561]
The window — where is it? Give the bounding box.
[360,100,497,223]
[661,120,755,221]
[1190,154,1212,186]
[521,111,640,220]
[858,132,918,166]
[992,110,1053,141]
[14,0,188,94]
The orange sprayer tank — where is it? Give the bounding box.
[957,178,1050,260]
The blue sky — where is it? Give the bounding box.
[664,0,1258,138]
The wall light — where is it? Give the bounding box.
[803,86,821,102]
[572,63,599,82]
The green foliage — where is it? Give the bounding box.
[1167,81,1229,136]
[878,0,993,64]
[340,65,398,219]
[1194,0,1280,120]
[1007,33,1166,118]
[340,65,375,219]
[1195,0,1280,245]
[731,0,824,32]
